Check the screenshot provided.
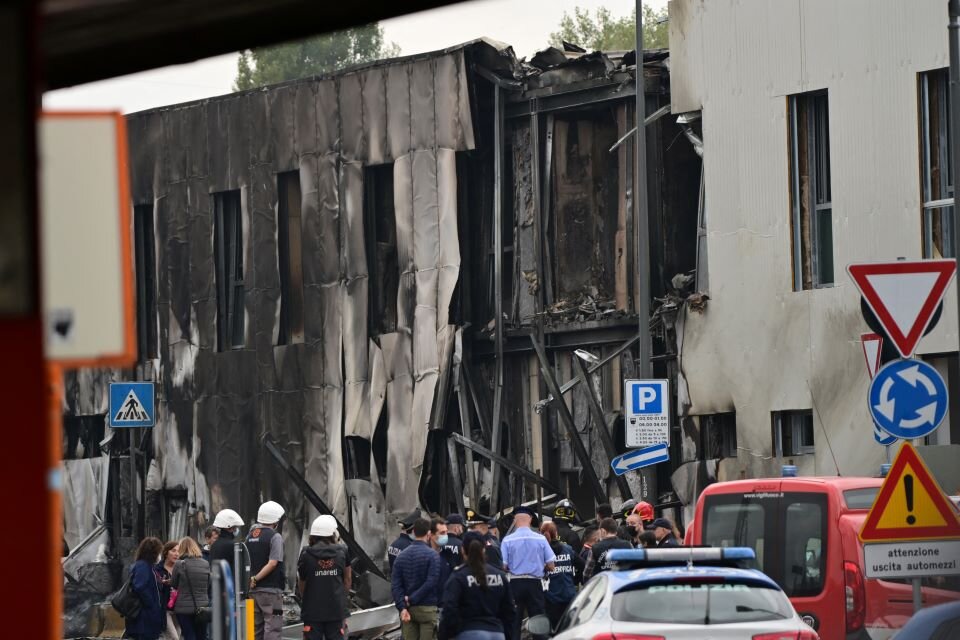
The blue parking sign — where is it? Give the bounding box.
[109,382,155,428]
[624,379,670,448]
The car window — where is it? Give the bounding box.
[611,582,794,624]
[782,498,826,597]
[932,618,960,640]
[703,501,766,571]
[555,575,607,632]
[843,488,879,510]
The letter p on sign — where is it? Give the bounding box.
[632,384,662,413]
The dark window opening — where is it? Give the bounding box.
[277,171,304,345]
[773,410,815,456]
[345,436,372,481]
[134,204,158,360]
[364,164,399,336]
[214,190,245,351]
[63,414,106,459]
[789,91,833,290]
[699,412,738,459]
[920,69,956,259]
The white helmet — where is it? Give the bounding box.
[212,509,244,529]
[257,500,285,524]
[310,514,338,538]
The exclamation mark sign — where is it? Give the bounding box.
[904,474,916,525]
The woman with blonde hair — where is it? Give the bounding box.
[170,537,211,640]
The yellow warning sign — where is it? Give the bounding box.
[860,442,960,543]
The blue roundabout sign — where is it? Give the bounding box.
[868,359,947,440]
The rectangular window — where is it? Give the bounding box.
[277,171,304,345]
[364,164,399,336]
[789,91,834,290]
[133,204,158,359]
[772,410,815,456]
[214,190,245,351]
[699,412,738,459]
[920,69,956,259]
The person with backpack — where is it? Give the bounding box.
[170,537,211,640]
[124,537,166,640]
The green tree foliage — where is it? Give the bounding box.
[550,5,669,52]
[234,24,400,91]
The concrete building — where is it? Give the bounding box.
[668,0,960,497]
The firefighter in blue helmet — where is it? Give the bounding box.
[437,531,516,640]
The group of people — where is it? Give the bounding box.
[123,497,679,640]
[386,499,682,640]
[123,500,301,640]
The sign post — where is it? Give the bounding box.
[859,442,960,612]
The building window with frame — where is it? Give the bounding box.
[277,171,304,345]
[789,91,834,290]
[364,164,399,336]
[699,412,738,459]
[214,190,245,351]
[133,204,158,360]
[772,410,815,456]
[920,69,955,259]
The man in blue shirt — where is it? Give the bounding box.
[500,507,555,640]
[391,518,443,640]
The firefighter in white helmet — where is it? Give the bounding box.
[298,515,353,640]
[208,509,245,579]
[247,500,286,640]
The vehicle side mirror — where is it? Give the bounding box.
[524,614,552,637]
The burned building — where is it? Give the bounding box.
[61,39,701,578]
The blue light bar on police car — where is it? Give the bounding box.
[606,547,756,564]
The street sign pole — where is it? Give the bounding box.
[948,0,960,329]
[913,579,922,614]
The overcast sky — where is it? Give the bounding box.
[43,0,667,114]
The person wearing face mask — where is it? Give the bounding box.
[624,513,644,547]
[208,509,245,582]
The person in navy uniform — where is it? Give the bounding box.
[500,507,555,640]
[551,499,582,555]
[464,509,502,569]
[388,509,421,572]
[652,518,680,548]
[538,521,580,629]
[437,531,516,640]
[440,515,464,574]
[298,515,352,640]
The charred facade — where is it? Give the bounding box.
[61,40,701,577]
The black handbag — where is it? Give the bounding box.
[110,570,142,619]
[182,560,212,624]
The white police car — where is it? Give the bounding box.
[535,547,819,640]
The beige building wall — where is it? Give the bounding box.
[669,0,958,479]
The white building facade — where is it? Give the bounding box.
[668,0,959,482]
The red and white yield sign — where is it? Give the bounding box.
[848,260,957,358]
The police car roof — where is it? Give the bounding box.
[606,565,781,593]
[605,546,755,569]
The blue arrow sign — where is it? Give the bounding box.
[873,424,897,446]
[611,443,669,476]
[109,382,155,428]
[868,359,947,440]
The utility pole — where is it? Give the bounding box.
[949,0,960,331]
[635,0,656,505]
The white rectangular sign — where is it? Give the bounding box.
[863,540,960,579]
[624,379,670,448]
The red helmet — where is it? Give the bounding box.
[633,501,654,522]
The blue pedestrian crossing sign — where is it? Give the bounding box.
[869,360,947,440]
[109,382,155,428]
[624,379,670,448]
[611,443,670,476]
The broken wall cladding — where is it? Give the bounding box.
[67,47,480,562]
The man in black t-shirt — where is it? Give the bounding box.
[582,518,633,580]
[298,515,353,640]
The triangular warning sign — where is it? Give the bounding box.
[860,442,960,542]
[860,333,882,379]
[848,260,957,358]
[113,389,150,423]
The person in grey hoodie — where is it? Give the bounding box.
[171,537,211,640]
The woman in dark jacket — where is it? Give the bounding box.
[540,522,580,629]
[171,537,211,640]
[438,531,515,640]
[125,537,165,640]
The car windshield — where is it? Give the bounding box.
[611,582,794,625]
[843,487,880,510]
